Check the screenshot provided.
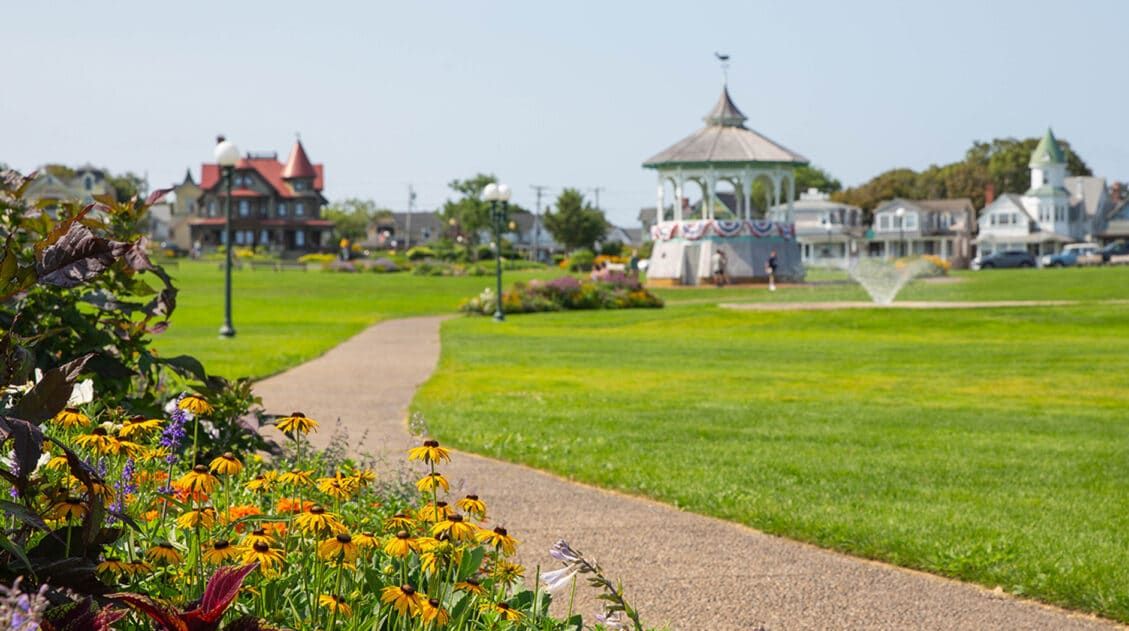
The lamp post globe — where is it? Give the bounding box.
[496,183,512,202]
[215,135,239,338]
[482,183,499,202]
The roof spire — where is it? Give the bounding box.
[715,52,730,85]
[1029,127,1066,167]
[282,138,317,179]
[704,85,747,127]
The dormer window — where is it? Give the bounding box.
[278,202,287,217]
[293,180,307,192]
[84,176,93,191]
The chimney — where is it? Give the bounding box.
[984,182,995,205]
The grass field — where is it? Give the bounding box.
[413,267,1129,621]
[151,262,554,378]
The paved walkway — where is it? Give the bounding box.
[255,317,1121,630]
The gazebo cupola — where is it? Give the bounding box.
[643,85,809,223]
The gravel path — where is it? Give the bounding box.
[254,316,1121,630]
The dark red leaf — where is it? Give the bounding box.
[123,241,154,272]
[33,205,94,256]
[36,223,130,288]
[146,187,173,206]
[109,592,188,631]
[0,416,44,483]
[12,353,93,423]
[195,563,258,622]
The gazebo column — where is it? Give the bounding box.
[655,174,665,224]
[742,172,752,220]
[772,175,782,215]
[674,175,684,223]
[787,175,796,223]
[706,173,717,221]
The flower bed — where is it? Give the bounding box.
[460,273,663,315]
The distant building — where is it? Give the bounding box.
[870,198,975,267]
[1097,199,1129,245]
[22,165,115,207]
[976,129,1103,256]
[192,140,332,254]
[772,189,864,267]
[165,169,203,250]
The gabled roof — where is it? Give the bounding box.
[1029,128,1066,167]
[981,193,1034,221]
[1064,175,1108,217]
[182,168,195,185]
[875,198,974,215]
[282,140,318,179]
[643,86,807,167]
[200,155,324,199]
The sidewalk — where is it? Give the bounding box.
[254,316,1120,630]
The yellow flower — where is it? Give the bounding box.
[202,540,242,565]
[52,408,90,429]
[293,505,345,536]
[384,512,415,531]
[477,526,518,556]
[209,452,243,476]
[46,455,70,472]
[146,542,183,565]
[176,506,217,529]
[492,560,525,583]
[243,541,285,575]
[277,469,313,487]
[419,537,461,575]
[318,594,352,617]
[73,428,117,455]
[119,416,161,439]
[407,439,450,465]
[115,439,145,458]
[177,465,220,495]
[455,494,487,520]
[275,411,318,434]
[178,395,214,415]
[383,531,419,558]
[480,601,523,622]
[416,502,453,523]
[353,532,379,549]
[350,468,376,487]
[245,472,275,493]
[318,533,359,564]
[317,475,355,501]
[125,560,152,576]
[455,578,486,597]
[48,497,88,521]
[431,514,477,542]
[96,557,130,576]
[416,472,449,493]
[420,598,449,626]
[380,584,422,616]
[242,528,275,549]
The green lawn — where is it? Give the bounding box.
[151,262,553,378]
[414,267,1129,622]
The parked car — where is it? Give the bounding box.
[1101,240,1129,265]
[1040,243,1101,268]
[973,250,1036,270]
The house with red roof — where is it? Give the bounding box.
[190,139,332,253]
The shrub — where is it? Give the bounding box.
[297,253,336,265]
[599,240,624,256]
[406,246,436,261]
[565,248,595,272]
[461,275,662,315]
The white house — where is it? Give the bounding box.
[869,198,974,267]
[771,189,863,267]
[976,129,1103,256]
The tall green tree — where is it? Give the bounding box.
[794,164,842,194]
[324,198,391,241]
[439,173,527,249]
[543,188,608,251]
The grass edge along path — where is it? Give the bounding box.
[414,300,1129,623]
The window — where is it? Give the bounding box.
[260,230,270,245]
[294,180,307,191]
[84,176,93,191]
[940,213,951,229]
[904,214,917,230]
[295,230,306,247]
[295,202,305,216]
[278,202,287,217]
[239,200,250,217]
[879,215,890,230]
[207,201,216,217]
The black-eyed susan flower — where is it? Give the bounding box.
[417,502,453,523]
[119,415,161,439]
[477,526,518,556]
[480,601,523,622]
[492,560,525,583]
[146,542,183,565]
[317,475,355,501]
[416,472,449,493]
[275,411,318,434]
[177,464,219,495]
[243,541,285,575]
[126,560,152,576]
[245,471,276,493]
[318,594,352,617]
[380,584,422,616]
[74,427,116,455]
[294,505,345,536]
[96,557,130,576]
[456,494,487,520]
[48,497,88,521]
[176,506,217,529]
[242,528,274,549]
[384,512,415,530]
[353,531,378,549]
[408,439,450,465]
[318,533,359,564]
[115,439,145,458]
[209,452,243,476]
[431,514,477,542]
[383,530,419,558]
[277,469,313,487]
[202,540,242,565]
[178,394,213,415]
[52,408,90,429]
[350,468,376,487]
[419,537,461,575]
[45,455,69,472]
[420,598,449,626]
[454,577,487,597]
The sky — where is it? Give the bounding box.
[2,0,1127,226]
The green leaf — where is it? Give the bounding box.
[158,355,207,381]
[455,545,485,581]
[12,353,93,423]
[0,531,35,576]
[0,499,48,531]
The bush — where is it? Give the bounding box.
[406,246,436,261]
[460,274,663,315]
[297,252,336,265]
[599,240,624,257]
[565,248,595,272]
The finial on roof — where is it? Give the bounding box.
[703,85,747,127]
[183,167,195,185]
[714,52,730,85]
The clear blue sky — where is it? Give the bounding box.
[3,0,1126,225]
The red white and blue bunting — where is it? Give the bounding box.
[649,220,796,242]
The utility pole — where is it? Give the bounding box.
[590,186,605,211]
[405,184,416,250]
[531,185,549,262]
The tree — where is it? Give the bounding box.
[794,164,842,194]
[543,188,608,251]
[107,171,146,203]
[324,198,390,242]
[439,173,527,252]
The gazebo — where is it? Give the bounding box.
[642,85,808,285]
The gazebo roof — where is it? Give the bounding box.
[643,86,808,168]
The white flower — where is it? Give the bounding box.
[540,565,579,594]
[67,379,94,406]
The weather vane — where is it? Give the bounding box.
[715,52,730,84]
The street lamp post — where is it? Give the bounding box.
[895,207,906,258]
[483,182,511,322]
[214,135,240,338]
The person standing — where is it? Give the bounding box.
[712,248,724,287]
[766,249,778,291]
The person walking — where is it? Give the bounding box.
[766,249,778,292]
[712,248,725,287]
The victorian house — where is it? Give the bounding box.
[870,197,975,267]
[191,140,331,253]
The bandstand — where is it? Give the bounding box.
[643,85,808,285]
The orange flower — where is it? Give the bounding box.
[226,505,262,532]
[276,497,314,514]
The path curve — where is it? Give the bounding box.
[255,316,1121,630]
